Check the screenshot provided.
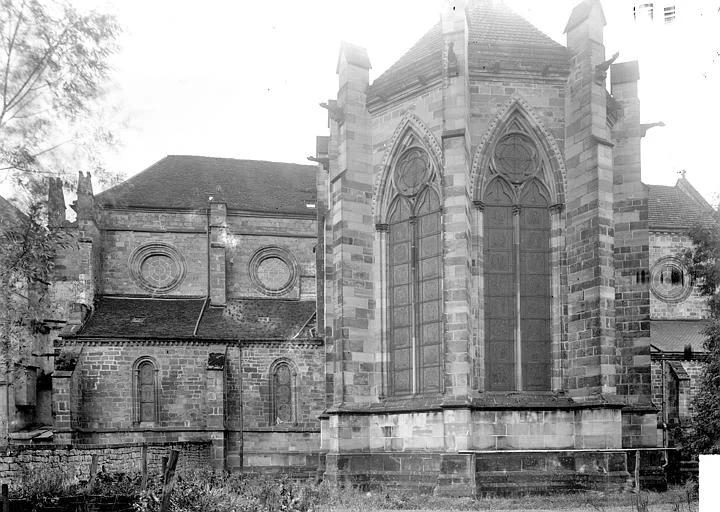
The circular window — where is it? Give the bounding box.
[129,243,186,294]
[394,147,431,197]
[249,247,298,296]
[650,257,692,303]
[493,132,539,183]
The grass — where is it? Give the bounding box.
[318,484,698,512]
[12,464,699,512]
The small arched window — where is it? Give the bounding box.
[270,360,296,425]
[133,357,159,424]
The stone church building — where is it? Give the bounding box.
[7,0,716,495]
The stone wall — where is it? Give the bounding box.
[240,341,324,430]
[63,342,226,432]
[0,441,211,486]
[101,230,208,296]
[225,217,316,300]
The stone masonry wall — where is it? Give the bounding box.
[239,341,324,473]
[101,231,207,296]
[240,341,324,430]
[649,232,710,319]
[0,441,211,486]
[62,342,226,432]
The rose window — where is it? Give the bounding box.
[129,243,186,294]
[394,148,431,197]
[257,257,291,291]
[493,133,539,182]
[141,255,177,289]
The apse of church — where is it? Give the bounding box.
[30,0,717,496]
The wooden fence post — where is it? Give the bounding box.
[141,444,148,490]
[2,483,9,512]
[87,454,99,491]
[160,449,179,512]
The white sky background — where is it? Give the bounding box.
[88,0,719,203]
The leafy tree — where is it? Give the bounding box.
[683,208,720,454]
[0,0,122,200]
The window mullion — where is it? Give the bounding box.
[513,205,523,392]
[410,214,419,395]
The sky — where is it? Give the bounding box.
[85,0,719,203]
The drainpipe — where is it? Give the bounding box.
[661,359,668,448]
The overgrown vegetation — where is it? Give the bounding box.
[11,466,699,512]
[0,204,69,438]
[682,209,720,454]
[0,0,124,200]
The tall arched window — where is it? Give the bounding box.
[483,133,552,392]
[133,357,159,424]
[387,147,442,396]
[270,360,296,425]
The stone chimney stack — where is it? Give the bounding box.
[564,0,617,398]
[74,172,95,222]
[47,178,66,227]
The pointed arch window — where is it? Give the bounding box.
[387,147,442,396]
[483,176,552,392]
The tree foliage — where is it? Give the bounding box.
[0,204,68,373]
[683,208,720,454]
[0,0,122,198]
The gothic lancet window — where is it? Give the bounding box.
[387,146,442,396]
[133,358,159,424]
[483,131,552,392]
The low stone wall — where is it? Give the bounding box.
[0,441,212,486]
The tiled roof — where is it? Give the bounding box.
[197,299,316,340]
[75,297,317,341]
[650,320,711,353]
[648,181,715,231]
[466,0,570,74]
[96,156,317,215]
[78,297,206,338]
[368,0,569,101]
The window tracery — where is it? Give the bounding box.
[386,145,442,396]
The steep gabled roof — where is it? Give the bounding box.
[96,156,317,215]
[648,179,715,232]
[368,0,569,102]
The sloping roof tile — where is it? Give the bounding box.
[650,320,710,353]
[648,182,715,231]
[78,297,205,338]
[198,299,316,340]
[96,156,317,215]
[75,297,317,341]
[369,0,569,101]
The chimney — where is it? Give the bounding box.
[47,178,66,227]
[75,172,95,222]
